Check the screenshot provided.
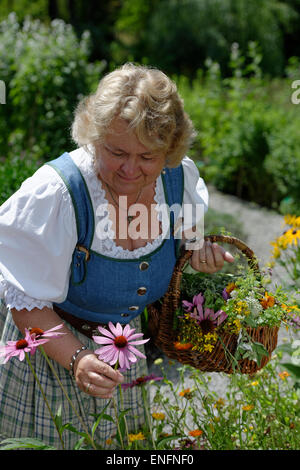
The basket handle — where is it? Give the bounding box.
[178,234,260,274]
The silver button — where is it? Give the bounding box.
[137,287,147,296]
[121,313,129,317]
[139,261,149,271]
[129,306,139,311]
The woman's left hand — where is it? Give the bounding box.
[190,240,235,273]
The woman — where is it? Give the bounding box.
[0,63,234,449]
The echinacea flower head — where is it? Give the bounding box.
[29,323,65,339]
[182,293,206,322]
[197,308,228,334]
[121,373,163,390]
[182,293,204,312]
[0,328,49,363]
[93,322,149,370]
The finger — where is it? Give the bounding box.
[89,371,118,390]
[212,243,226,268]
[95,360,124,384]
[197,240,207,262]
[84,382,115,398]
[224,250,235,263]
[205,241,215,267]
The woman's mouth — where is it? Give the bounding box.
[118,174,141,182]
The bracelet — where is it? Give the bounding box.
[69,345,88,376]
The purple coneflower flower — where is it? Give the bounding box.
[121,373,163,390]
[0,328,49,363]
[182,293,204,312]
[197,308,228,334]
[182,293,205,322]
[93,322,150,370]
[29,323,65,339]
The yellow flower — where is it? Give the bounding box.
[250,381,259,387]
[284,214,300,228]
[226,282,237,294]
[152,412,165,420]
[214,398,225,408]
[270,242,281,259]
[203,343,215,352]
[278,371,290,381]
[128,432,145,442]
[235,300,250,316]
[242,405,254,411]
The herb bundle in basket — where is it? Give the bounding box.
[147,235,299,374]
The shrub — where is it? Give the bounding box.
[0,13,105,203]
[178,43,300,213]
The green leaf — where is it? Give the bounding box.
[0,437,57,450]
[252,341,269,366]
[54,404,63,433]
[156,435,182,450]
[91,402,110,438]
[61,422,88,439]
[281,362,300,379]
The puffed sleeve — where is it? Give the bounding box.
[0,164,77,311]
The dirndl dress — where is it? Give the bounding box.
[0,149,195,449]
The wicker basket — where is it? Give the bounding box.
[147,234,279,375]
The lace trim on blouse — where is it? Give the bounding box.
[74,147,166,260]
[0,276,53,311]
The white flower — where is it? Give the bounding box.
[244,295,263,318]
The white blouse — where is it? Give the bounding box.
[0,147,209,311]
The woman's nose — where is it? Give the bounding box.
[120,157,139,177]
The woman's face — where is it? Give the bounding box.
[95,119,166,196]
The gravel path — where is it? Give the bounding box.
[148,184,297,391]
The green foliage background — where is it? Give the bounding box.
[0,0,300,213]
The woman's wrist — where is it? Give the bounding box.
[72,348,94,377]
[69,345,88,376]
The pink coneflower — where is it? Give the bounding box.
[182,293,205,322]
[93,322,150,370]
[197,308,228,334]
[29,323,65,339]
[121,374,163,390]
[0,328,49,363]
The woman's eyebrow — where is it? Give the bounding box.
[106,144,154,156]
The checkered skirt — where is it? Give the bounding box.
[0,301,148,449]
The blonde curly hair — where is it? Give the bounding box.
[71,63,196,167]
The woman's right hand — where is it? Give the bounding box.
[74,351,124,399]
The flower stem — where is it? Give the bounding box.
[38,346,97,450]
[112,395,124,449]
[141,386,156,450]
[119,383,130,447]
[25,352,65,449]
